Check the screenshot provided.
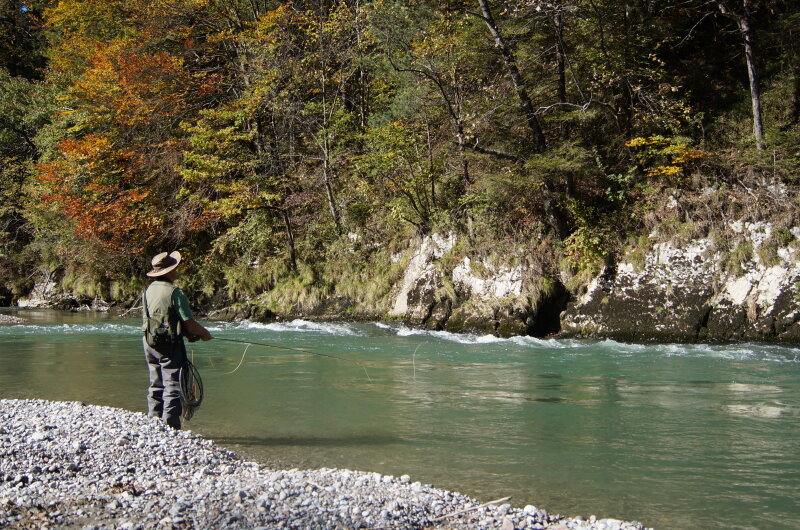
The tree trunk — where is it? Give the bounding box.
[789,19,800,126]
[541,188,569,240]
[476,0,546,153]
[282,208,298,273]
[739,9,765,149]
[475,0,572,237]
[788,32,800,126]
[719,0,765,149]
[322,140,343,234]
[790,69,800,125]
[320,63,343,234]
[554,10,567,105]
[457,127,470,188]
[426,120,436,205]
[452,72,471,187]
[355,0,368,129]
[553,8,568,140]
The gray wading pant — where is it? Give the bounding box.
[143,337,187,429]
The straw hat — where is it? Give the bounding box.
[146,251,182,277]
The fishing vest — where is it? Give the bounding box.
[142,281,183,347]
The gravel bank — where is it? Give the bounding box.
[0,400,651,529]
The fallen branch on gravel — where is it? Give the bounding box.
[433,496,512,522]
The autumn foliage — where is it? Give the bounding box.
[34,2,223,258]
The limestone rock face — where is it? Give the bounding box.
[389,234,566,337]
[451,257,525,302]
[390,233,456,322]
[16,274,108,311]
[207,303,275,322]
[16,276,59,309]
[18,222,800,343]
[561,222,800,342]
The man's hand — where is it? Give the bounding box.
[184,319,212,342]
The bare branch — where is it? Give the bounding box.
[674,12,713,48]
[463,137,524,164]
[386,53,461,124]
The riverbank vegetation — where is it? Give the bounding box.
[1,0,799,311]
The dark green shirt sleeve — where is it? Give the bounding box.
[171,288,193,321]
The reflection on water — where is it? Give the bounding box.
[214,433,415,447]
[2,310,800,529]
[727,382,784,394]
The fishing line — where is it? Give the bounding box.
[224,342,251,375]
[214,336,373,383]
[411,342,424,382]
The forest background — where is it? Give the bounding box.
[1,0,799,320]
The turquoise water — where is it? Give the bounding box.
[2,309,800,529]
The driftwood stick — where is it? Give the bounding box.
[120,296,142,317]
[432,496,512,522]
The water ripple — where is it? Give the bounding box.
[0,323,140,335]
[219,319,363,337]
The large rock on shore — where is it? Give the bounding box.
[561,222,800,342]
[389,234,567,337]
[0,400,649,529]
[16,272,111,312]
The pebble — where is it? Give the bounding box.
[0,399,652,529]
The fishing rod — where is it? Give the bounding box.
[212,336,373,382]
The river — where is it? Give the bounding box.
[1,308,799,529]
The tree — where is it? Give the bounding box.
[35,0,227,267]
[717,0,765,149]
[180,101,301,272]
[474,0,547,152]
[0,0,50,294]
[371,2,479,190]
[0,0,46,79]
[355,120,440,232]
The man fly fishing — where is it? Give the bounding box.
[142,251,211,429]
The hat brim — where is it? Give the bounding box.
[146,251,181,277]
[146,263,179,277]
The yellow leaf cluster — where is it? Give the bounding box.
[626,136,712,180]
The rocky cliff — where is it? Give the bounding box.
[560,222,800,343]
[13,222,800,344]
[388,222,800,343]
[387,233,567,337]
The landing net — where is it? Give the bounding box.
[179,358,204,421]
